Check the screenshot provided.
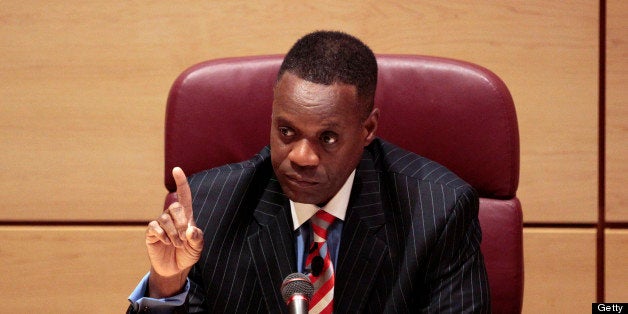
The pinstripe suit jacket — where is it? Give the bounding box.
[183,138,490,313]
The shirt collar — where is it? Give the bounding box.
[290,170,356,231]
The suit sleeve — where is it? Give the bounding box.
[421,186,491,313]
[185,263,208,312]
[125,273,189,314]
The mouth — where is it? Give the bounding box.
[285,174,319,188]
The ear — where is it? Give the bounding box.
[362,107,379,146]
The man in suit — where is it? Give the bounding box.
[128,31,490,313]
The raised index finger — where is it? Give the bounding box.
[172,167,193,222]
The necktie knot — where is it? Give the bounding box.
[311,210,335,242]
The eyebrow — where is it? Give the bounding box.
[320,121,341,129]
[273,114,343,128]
[272,116,293,126]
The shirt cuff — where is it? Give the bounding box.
[128,272,189,313]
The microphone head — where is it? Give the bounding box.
[280,273,314,303]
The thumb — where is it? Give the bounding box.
[185,224,204,251]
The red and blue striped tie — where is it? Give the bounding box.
[306,210,336,314]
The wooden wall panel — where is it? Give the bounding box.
[605,230,628,301]
[522,228,596,313]
[0,227,149,312]
[0,1,608,311]
[0,227,605,312]
[606,0,628,222]
[0,1,598,222]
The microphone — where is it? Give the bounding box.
[281,273,314,314]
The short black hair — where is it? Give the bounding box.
[278,31,378,116]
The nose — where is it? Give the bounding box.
[288,139,319,168]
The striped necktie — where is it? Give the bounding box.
[306,210,336,314]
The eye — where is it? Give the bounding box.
[320,132,338,145]
[279,127,295,137]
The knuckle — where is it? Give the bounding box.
[168,202,184,213]
[168,201,180,209]
[147,220,159,229]
[146,221,164,237]
[156,213,171,224]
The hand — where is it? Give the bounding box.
[145,167,204,297]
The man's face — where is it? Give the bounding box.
[270,72,378,205]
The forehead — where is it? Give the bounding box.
[272,72,360,120]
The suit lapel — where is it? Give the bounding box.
[243,148,389,312]
[335,149,388,312]
[247,176,296,313]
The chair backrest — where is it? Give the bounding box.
[164,55,523,313]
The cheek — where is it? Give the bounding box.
[270,140,288,168]
[335,141,365,170]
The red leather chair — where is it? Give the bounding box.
[164,55,524,313]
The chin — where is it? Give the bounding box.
[283,187,327,205]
